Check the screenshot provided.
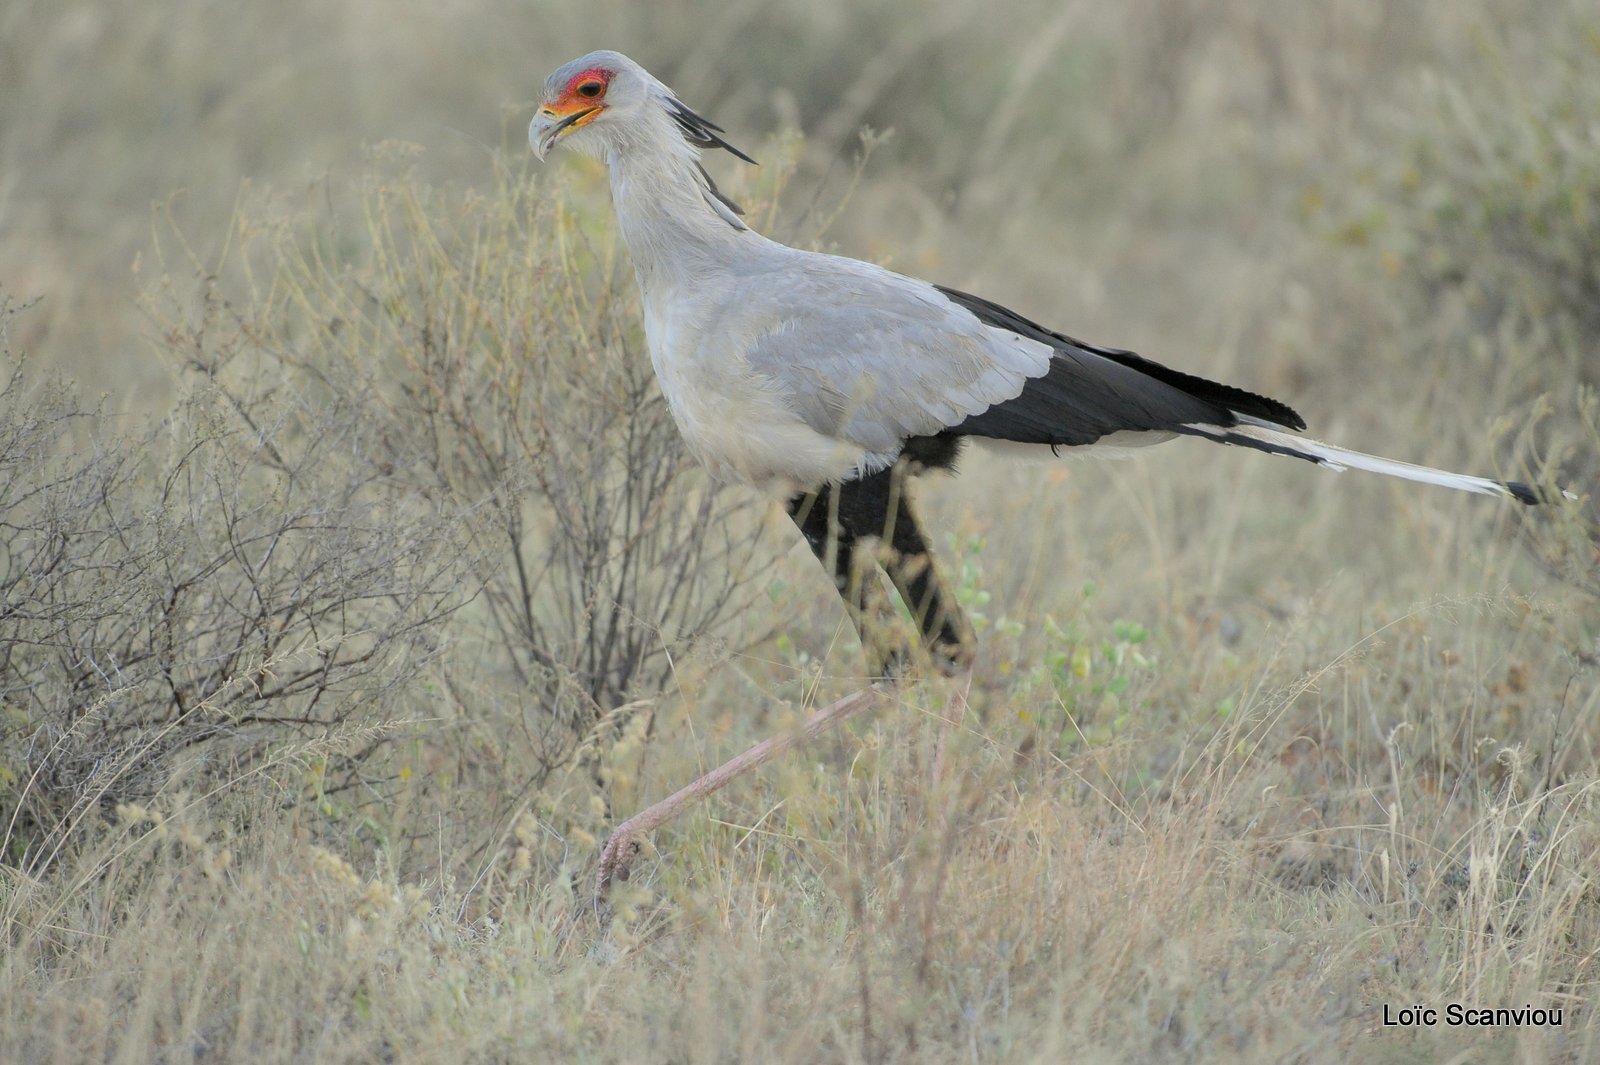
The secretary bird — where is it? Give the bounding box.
[529,50,1562,894]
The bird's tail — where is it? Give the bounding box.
[1181,422,1567,505]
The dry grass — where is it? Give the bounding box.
[3,1,1599,1062]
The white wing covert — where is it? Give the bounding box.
[740,253,1053,466]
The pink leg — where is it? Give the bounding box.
[595,687,882,900]
[928,666,974,788]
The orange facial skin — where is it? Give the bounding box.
[540,67,612,131]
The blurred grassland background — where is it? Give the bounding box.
[3,0,1600,1061]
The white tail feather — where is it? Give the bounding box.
[1186,423,1531,502]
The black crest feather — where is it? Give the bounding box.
[667,97,757,165]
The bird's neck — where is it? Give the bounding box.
[604,132,749,289]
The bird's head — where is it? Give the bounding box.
[529,51,644,160]
[530,50,756,166]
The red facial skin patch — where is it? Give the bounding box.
[556,67,613,107]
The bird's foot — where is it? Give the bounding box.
[594,820,645,902]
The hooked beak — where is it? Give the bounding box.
[530,105,600,159]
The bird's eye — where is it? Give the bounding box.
[577,80,604,98]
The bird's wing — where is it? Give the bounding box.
[932,285,1307,442]
[739,254,1053,461]
[738,252,1305,469]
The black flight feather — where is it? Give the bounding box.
[935,285,1307,446]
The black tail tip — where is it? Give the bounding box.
[1506,481,1541,505]
[1506,481,1577,506]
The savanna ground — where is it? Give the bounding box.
[3,1,1600,1061]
